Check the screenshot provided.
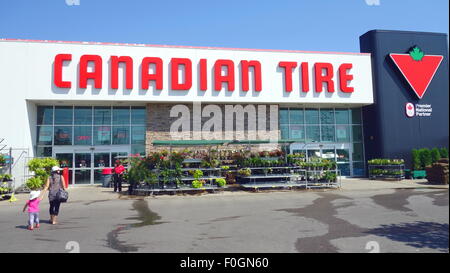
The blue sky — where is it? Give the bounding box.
[0,0,448,53]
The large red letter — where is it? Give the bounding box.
[199,59,207,91]
[279,61,297,92]
[214,60,235,91]
[339,63,354,93]
[111,56,133,89]
[301,62,309,92]
[54,54,72,88]
[171,58,192,90]
[141,57,163,90]
[314,63,334,92]
[241,60,262,91]
[79,55,102,89]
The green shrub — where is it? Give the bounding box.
[189,169,204,179]
[323,171,337,182]
[0,154,6,165]
[439,147,448,159]
[27,157,59,184]
[412,149,421,170]
[26,177,43,190]
[216,178,226,187]
[419,148,433,169]
[2,174,12,181]
[237,168,251,176]
[431,148,441,164]
[191,179,204,188]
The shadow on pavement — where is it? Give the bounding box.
[366,221,449,252]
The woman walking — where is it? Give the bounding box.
[43,166,68,225]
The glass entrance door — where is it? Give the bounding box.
[74,151,91,184]
[53,146,129,185]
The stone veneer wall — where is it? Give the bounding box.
[146,103,281,153]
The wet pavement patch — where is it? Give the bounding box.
[106,199,166,253]
[277,190,449,253]
[277,193,368,253]
[371,189,449,212]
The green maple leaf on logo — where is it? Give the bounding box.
[409,46,425,61]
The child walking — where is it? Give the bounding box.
[23,190,46,230]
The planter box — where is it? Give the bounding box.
[411,170,427,179]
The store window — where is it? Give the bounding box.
[113,107,130,125]
[350,108,362,124]
[37,126,53,145]
[36,146,52,157]
[289,125,304,140]
[352,143,364,162]
[352,125,363,142]
[131,126,146,144]
[94,107,111,125]
[320,109,334,124]
[37,106,53,125]
[305,109,319,124]
[305,125,320,142]
[94,126,111,145]
[74,126,92,145]
[131,107,147,125]
[74,107,92,125]
[54,126,72,145]
[54,106,73,125]
[112,126,130,145]
[36,105,147,162]
[335,109,349,124]
[321,125,335,142]
[289,109,303,124]
[336,125,350,142]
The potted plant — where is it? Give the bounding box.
[237,168,251,177]
[215,178,226,187]
[191,179,204,189]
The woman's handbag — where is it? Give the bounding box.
[56,188,69,203]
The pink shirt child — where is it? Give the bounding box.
[26,199,41,213]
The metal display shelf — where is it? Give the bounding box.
[368,164,405,181]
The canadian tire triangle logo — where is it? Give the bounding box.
[390,46,443,99]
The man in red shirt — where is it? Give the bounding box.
[113,161,126,192]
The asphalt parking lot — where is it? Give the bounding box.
[0,182,448,253]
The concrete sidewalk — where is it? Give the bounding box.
[1,178,447,207]
[341,178,449,191]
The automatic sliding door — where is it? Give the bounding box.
[74,152,91,184]
[93,152,110,184]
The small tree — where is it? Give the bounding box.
[419,149,433,169]
[27,157,60,188]
[439,147,448,159]
[431,148,441,164]
[412,149,421,170]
